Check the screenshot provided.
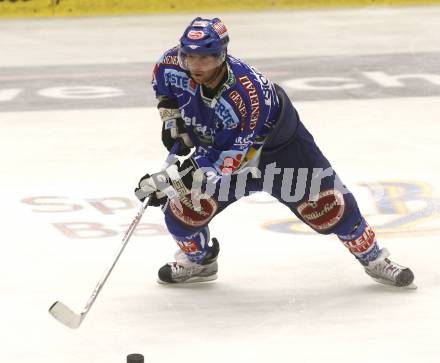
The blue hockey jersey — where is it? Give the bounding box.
[152,47,280,176]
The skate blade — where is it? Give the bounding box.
[157,274,218,285]
[405,282,418,290]
[371,277,418,290]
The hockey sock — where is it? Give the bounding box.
[337,217,380,263]
[172,227,212,264]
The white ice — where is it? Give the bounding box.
[1,7,440,363]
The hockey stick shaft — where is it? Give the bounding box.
[79,196,150,316]
[49,142,181,328]
[79,142,181,318]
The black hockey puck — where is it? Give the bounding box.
[127,353,144,363]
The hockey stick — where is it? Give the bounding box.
[49,142,181,329]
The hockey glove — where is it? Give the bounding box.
[135,172,168,206]
[134,158,217,226]
[134,158,199,206]
[158,97,193,156]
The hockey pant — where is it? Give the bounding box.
[163,107,380,264]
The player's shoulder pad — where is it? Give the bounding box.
[226,57,263,101]
[225,55,278,131]
[227,59,262,125]
[152,46,186,96]
[157,45,180,67]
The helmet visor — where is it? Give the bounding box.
[178,47,226,72]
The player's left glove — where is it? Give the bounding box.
[158,97,193,156]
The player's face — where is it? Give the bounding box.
[186,54,221,84]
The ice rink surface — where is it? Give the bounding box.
[1,7,440,363]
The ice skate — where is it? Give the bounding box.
[363,248,416,289]
[158,238,219,284]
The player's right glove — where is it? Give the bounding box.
[158,97,193,156]
[134,157,218,227]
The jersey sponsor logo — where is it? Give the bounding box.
[220,153,243,174]
[215,150,245,174]
[164,69,196,95]
[214,97,240,130]
[187,30,205,40]
[161,55,179,66]
[297,189,345,232]
[251,66,273,106]
[212,20,228,39]
[229,90,247,131]
[181,108,197,127]
[234,133,254,149]
[181,109,215,142]
[238,75,260,130]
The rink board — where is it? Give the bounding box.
[1,0,440,17]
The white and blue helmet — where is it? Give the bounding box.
[178,17,229,70]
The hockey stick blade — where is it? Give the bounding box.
[48,143,181,329]
[49,301,83,329]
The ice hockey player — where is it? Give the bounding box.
[135,17,415,288]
